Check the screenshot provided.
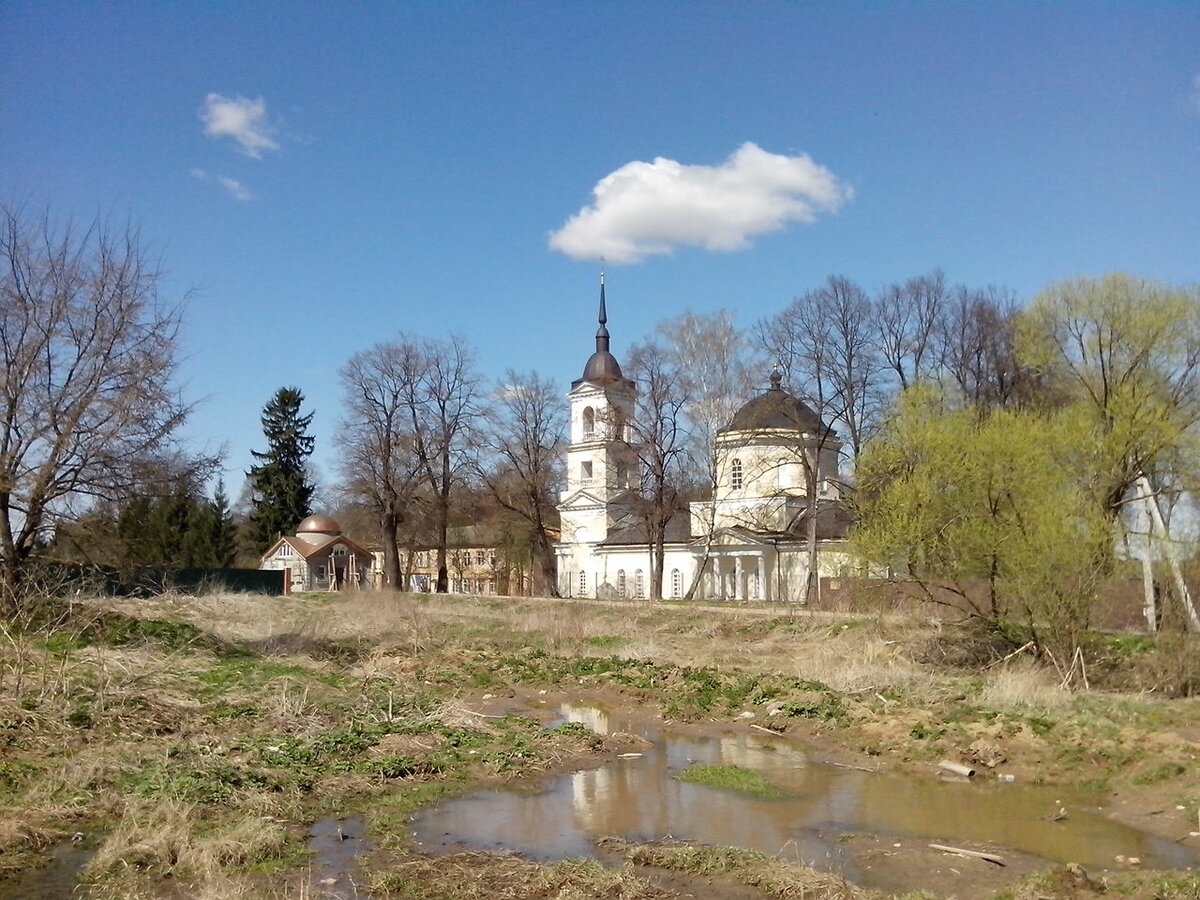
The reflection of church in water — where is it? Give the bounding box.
[555,279,851,602]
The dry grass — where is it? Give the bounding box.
[788,625,935,695]
[85,797,291,880]
[979,658,1073,710]
[622,841,874,899]
[370,852,676,899]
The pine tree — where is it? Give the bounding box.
[247,387,316,552]
[187,479,239,568]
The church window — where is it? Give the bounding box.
[731,458,744,490]
[579,571,588,595]
[581,460,593,481]
[634,569,644,599]
[278,544,293,558]
[617,569,627,598]
[671,569,682,598]
[582,407,595,435]
[778,458,789,488]
[333,546,347,556]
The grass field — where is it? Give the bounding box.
[1,589,1198,899]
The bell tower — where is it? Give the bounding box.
[558,272,637,546]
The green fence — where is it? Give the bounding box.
[37,564,286,597]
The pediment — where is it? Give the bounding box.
[558,489,608,510]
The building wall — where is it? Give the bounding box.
[403,546,530,595]
[260,548,308,590]
[559,543,698,600]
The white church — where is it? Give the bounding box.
[555,280,853,603]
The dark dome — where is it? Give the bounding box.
[724,373,826,434]
[296,514,341,536]
[579,349,625,384]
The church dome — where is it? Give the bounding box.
[580,349,625,383]
[296,514,341,536]
[724,371,827,435]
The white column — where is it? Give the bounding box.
[734,556,744,602]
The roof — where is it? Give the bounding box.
[722,370,828,435]
[261,533,374,562]
[297,514,341,535]
[597,514,694,546]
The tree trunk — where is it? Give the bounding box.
[804,507,818,604]
[1137,475,1200,632]
[531,527,559,597]
[434,493,449,593]
[380,511,401,590]
[650,518,666,600]
[0,501,25,618]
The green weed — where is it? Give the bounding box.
[675,764,787,799]
[1132,761,1187,785]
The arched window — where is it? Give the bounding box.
[582,406,595,435]
[634,569,644,599]
[579,571,587,595]
[731,458,744,490]
[671,568,682,598]
[617,569,627,598]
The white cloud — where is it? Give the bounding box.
[199,93,279,158]
[190,168,252,201]
[549,142,852,264]
[216,176,252,201]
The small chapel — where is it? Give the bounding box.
[555,278,852,602]
[260,514,374,592]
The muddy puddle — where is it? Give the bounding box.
[0,839,91,900]
[309,814,374,899]
[413,701,1197,889]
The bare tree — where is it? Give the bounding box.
[0,205,193,612]
[400,334,481,593]
[938,285,1037,410]
[623,341,691,601]
[337,341,426,589]
[759,277,878,602]
[655,310,758,598]
[760,275,882,461]
[874,269,949,392]
[480,370,566,596]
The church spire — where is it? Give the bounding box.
[596,269,610,354]
[574,268,629,387]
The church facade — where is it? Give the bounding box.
[555,280,853,603]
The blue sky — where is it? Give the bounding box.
[3,2,1198,500]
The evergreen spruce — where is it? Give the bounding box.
[187,479,239,568]
[247,387,316,552]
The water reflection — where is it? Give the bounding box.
[414,702,1197,885]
